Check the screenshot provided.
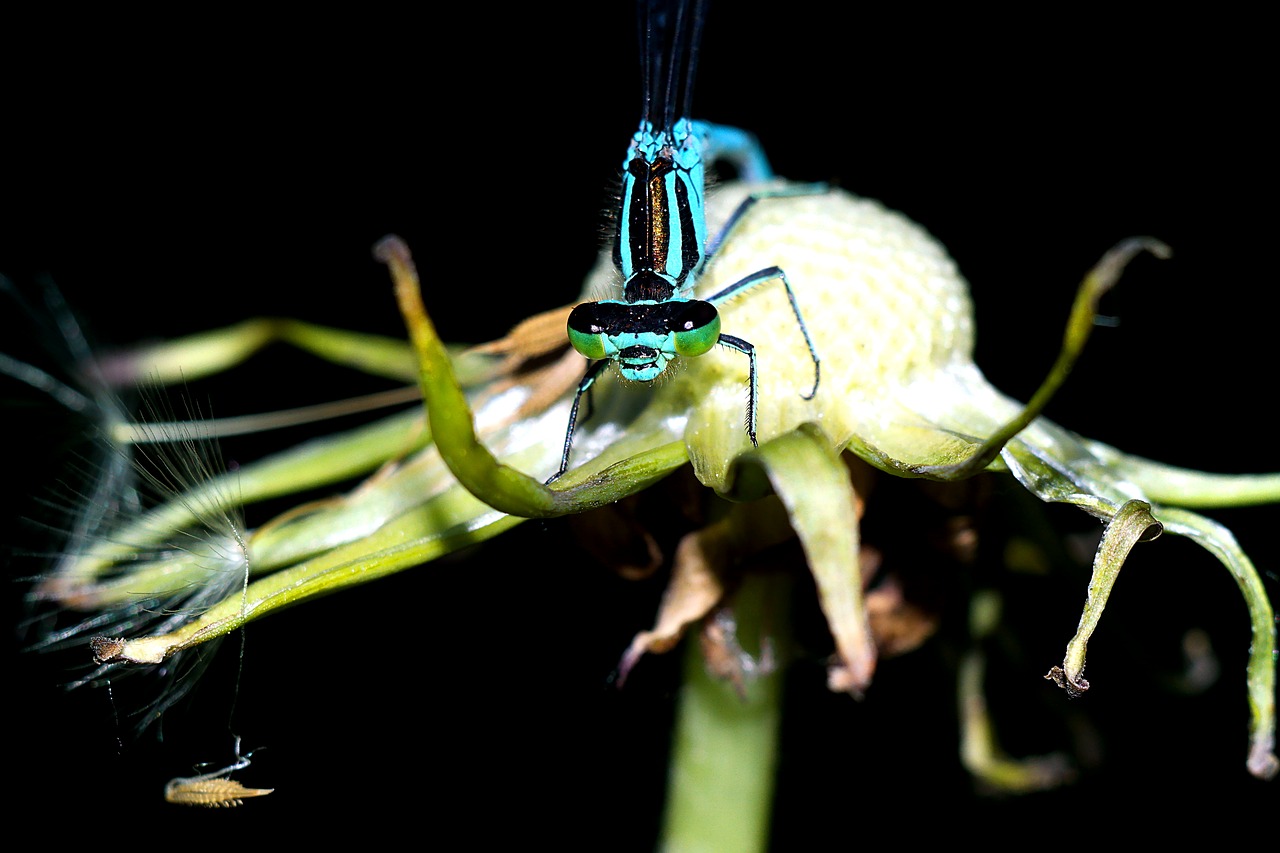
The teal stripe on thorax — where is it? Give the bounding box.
[618,118,708,303]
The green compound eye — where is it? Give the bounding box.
[669,300,720,357]
[567,303,609,360]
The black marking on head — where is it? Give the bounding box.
[569,299,715,337]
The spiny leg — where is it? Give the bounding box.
[548,360,610,484]
[709,265,821,399]
[699,181,828,403]
[716,334,758,446]
[704,182,828,259]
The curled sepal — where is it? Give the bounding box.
[101,318,422,387]
[1152,507,1278,780]
[376,235,687,517]
[917,237,1170,481]
[1081,440,1280,509]
[731,423,875,695]
[1046,499,1162,697]
[86,490,525,664]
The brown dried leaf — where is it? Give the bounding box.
[616,522,731,684]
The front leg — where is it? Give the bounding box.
[715,333,758,447]
[709,266,821,401]
[548,360,610,484]
[704,183,829,259]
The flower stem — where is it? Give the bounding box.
[661,571,787,853]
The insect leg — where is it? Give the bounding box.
[708,267,820,400]
[704,183,828,259]
[715,333,758,447]
[547,360,611,485]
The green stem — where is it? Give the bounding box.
[661,571,786,853]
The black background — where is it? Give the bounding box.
[3,3,1277,845]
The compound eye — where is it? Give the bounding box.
[567,303,609,360]
[669,300,720,357]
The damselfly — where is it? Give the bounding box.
[551,0,822,482]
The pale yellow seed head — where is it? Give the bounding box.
[653,184,976,487]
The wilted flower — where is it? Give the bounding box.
[7,181,1275,846]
